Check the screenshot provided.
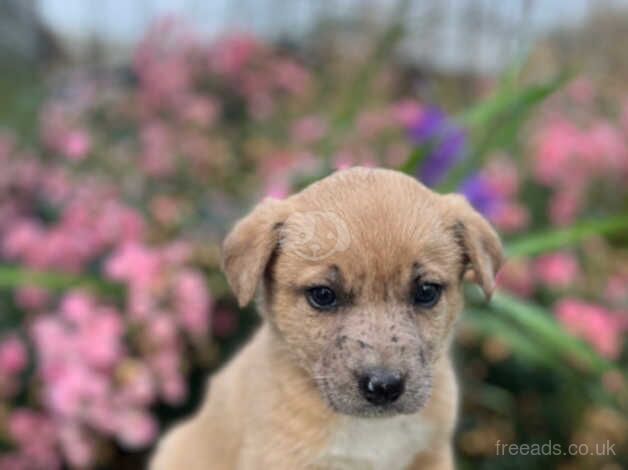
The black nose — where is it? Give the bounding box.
[358,368,405,405]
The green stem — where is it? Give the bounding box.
[0,265,123,296]
[479,290,615,375]
[505,213,628,258]
[316,0,412,170]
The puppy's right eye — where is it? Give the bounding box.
[306,286,337,310]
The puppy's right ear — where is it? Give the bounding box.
[221,198,287,307]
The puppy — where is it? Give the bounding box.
[151,167,503,470]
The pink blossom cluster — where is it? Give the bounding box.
[473,157,530,233]
[0,131,212,468]
[0,335,28,399]
[531,78,628,225]
[134,18,311,121]
[497,251,628,358]
[555,299,627,359]
[259,99,422,199]
[30,16,316,207]
[40,104,92,161]
[497,251,581,297]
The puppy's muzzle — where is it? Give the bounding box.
[357,367,405,406]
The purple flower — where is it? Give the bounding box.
[407,106,467,186]
[408,107,447,143]
[420,128,466,186]
[460,173,503,217]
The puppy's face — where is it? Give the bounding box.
[223,168,503,417]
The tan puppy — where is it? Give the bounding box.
[151,167,503,470]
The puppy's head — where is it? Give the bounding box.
[222,168,503,417]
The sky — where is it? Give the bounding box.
[36,0,628,72]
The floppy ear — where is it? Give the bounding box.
[444,194,505,300]
[221,198,287,307]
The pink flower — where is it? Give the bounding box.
[333,152,355,170]
[7,409,59,468]
[2,220,43,259]
[15,286,50,310]
[118,361,156,406]
[491,203,529,233]
[391,99,423,127]
[496,259,535,297]
[147,313,178,346]
[150,195,183,226]
[291,116,327,144]
[150,351,187,405]
[97,202,146,244]
[59,424,95,468]
[273,59,311,95]
[177,95,220,126]
[78,308,124,368]
[532,118,579,185]
[59,129,91,161]
[606,273,628,305]
[174,270,211,336]
[264,180,289,200]
[80,396,116,433]
[556,299,623,359]
[139,121,175,177]
[31,315,73,364]
[8,410,52,446]
[161,374,187,405]
[581,122,626,172]
[45,365,102,417]
[534,252,580,288]
[209,34,261,77]
[115,409,158,448]
[105,242,162,287]
[60,291,94,326]
[549,189,582,226]
[0,335,28,375]
[483,158,520,198]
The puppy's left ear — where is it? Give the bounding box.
[222,198,288,307]
[443,194,505,300]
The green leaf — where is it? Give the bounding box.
[465,308,568,370]
[505,213,628,258]
[0,265,123,297]
[398,145,429,175]
[333,0,411,127]
[319,0,412,166]
[437,74,568,192]
[458,74,568,130]
[474,290,616,375]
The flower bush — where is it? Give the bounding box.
[0,16,627,469]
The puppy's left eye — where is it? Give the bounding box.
[306,286,337,310]
[413,282,443,308]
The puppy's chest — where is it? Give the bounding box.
[314,415,431,470]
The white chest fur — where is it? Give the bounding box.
[315,414,432,470]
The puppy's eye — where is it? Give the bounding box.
[413,283,442,308]
[306,286,337,310]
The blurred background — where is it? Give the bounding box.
[1,0,627,469]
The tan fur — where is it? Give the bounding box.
[151,167,503,470]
